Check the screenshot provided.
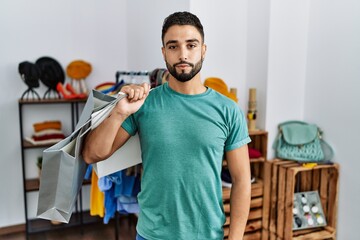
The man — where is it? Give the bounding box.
[83,11,251,240]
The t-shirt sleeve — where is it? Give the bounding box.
[224,106,251,152]
[121,114,138,136]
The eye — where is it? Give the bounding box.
[168,45,177,50]
[188,44,197,49]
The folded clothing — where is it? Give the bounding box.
[32,129,63,137]
[28,120,65,145]
[32,133,65,141]
[25,137,64,146]
[249,147,262,158]
[33,120,62,132]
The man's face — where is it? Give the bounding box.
[162,25,206,82]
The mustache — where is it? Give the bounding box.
[174,61,194,68]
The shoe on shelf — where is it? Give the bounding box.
[65,83,88,99]
[56,82,77,99]
[221,167,256,188]
[221,167,232,188]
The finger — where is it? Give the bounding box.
[127,88,135,99]
[132,88,142,101]
[141,82,150,96]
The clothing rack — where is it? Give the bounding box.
[115,71,150,84]
[115,69,168,89]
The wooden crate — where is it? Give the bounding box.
[223,179,264,238]
[262,159,339,240]
[223,131,268,240]
[262,159,300,234]
[249,130,268,181]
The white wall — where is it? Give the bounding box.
[0,0,128,227]
[305,0,360,238]
[245,0,270,130]
[127,0,190,71]
[265,0,310,155]
[190,0,248,110]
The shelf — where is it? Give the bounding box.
[18,95,91,236]
[19,98,87,105]
[23,139,61,149]
[25,178,92,192]
[223,157,265,168]
[249,130,267,136]
[27,210,102,234]
[222,178,264,200]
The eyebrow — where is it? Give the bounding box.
[165,39,200,46]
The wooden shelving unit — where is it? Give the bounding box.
[17,98,101,239]
[223,130,268,240]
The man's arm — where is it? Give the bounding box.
[82,83,150,164]
[225,144,251,240]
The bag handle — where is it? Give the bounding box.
[320,139,334,161]
[78,92,127,138]
[278,120,310,129]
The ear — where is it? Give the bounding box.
[202,44,207,59]
[161,46,166,61]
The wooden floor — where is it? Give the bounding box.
[0,217,136,240]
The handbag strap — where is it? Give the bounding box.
[320,139,334,161]
[278,120,309,129]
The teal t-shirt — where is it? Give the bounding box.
[122,82,251,240]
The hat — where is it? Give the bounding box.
[204,77,238,102]
[18,61,41,88]
[66,60,92,80]
[35,57,65,90]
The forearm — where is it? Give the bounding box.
[228,178,251,239]
[82,111,127,164]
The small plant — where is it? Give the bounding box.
[37,156,42,170]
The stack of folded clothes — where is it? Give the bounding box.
[26,120,65,145]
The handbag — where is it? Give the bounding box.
[37,90,127,223]
[273,121,334,162]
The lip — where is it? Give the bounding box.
[176,64,190,68]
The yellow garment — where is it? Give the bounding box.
[90,169,104,217]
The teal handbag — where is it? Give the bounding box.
[273,121,334,162]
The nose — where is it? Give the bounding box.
[179,46,188,61]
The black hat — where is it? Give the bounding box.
[18,61,41,88]
[36,57,65,90]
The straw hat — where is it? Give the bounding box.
[204,77,238,102]
[66,60,92,80]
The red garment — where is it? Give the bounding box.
[249,148,262,158]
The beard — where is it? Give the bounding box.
[166,58,203,83]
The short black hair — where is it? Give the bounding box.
[162,11,204,45]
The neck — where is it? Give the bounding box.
[168,74,206,95]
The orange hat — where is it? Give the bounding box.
[66,60,92,80]
[204,77,238,102]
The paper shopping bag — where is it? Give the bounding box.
[37,126,87,223]
[37,90,119,223]
[37,89,140,222]
[92,133,142,178]
[84,92,142,177]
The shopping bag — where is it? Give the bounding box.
[92,133,141,178]
[37,89,141,222]
[37,127,87,223]
[37,90,123,223]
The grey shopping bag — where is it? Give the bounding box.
[37,127,87,223]
[37,90,125,223]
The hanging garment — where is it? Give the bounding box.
[90,169,104,217]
